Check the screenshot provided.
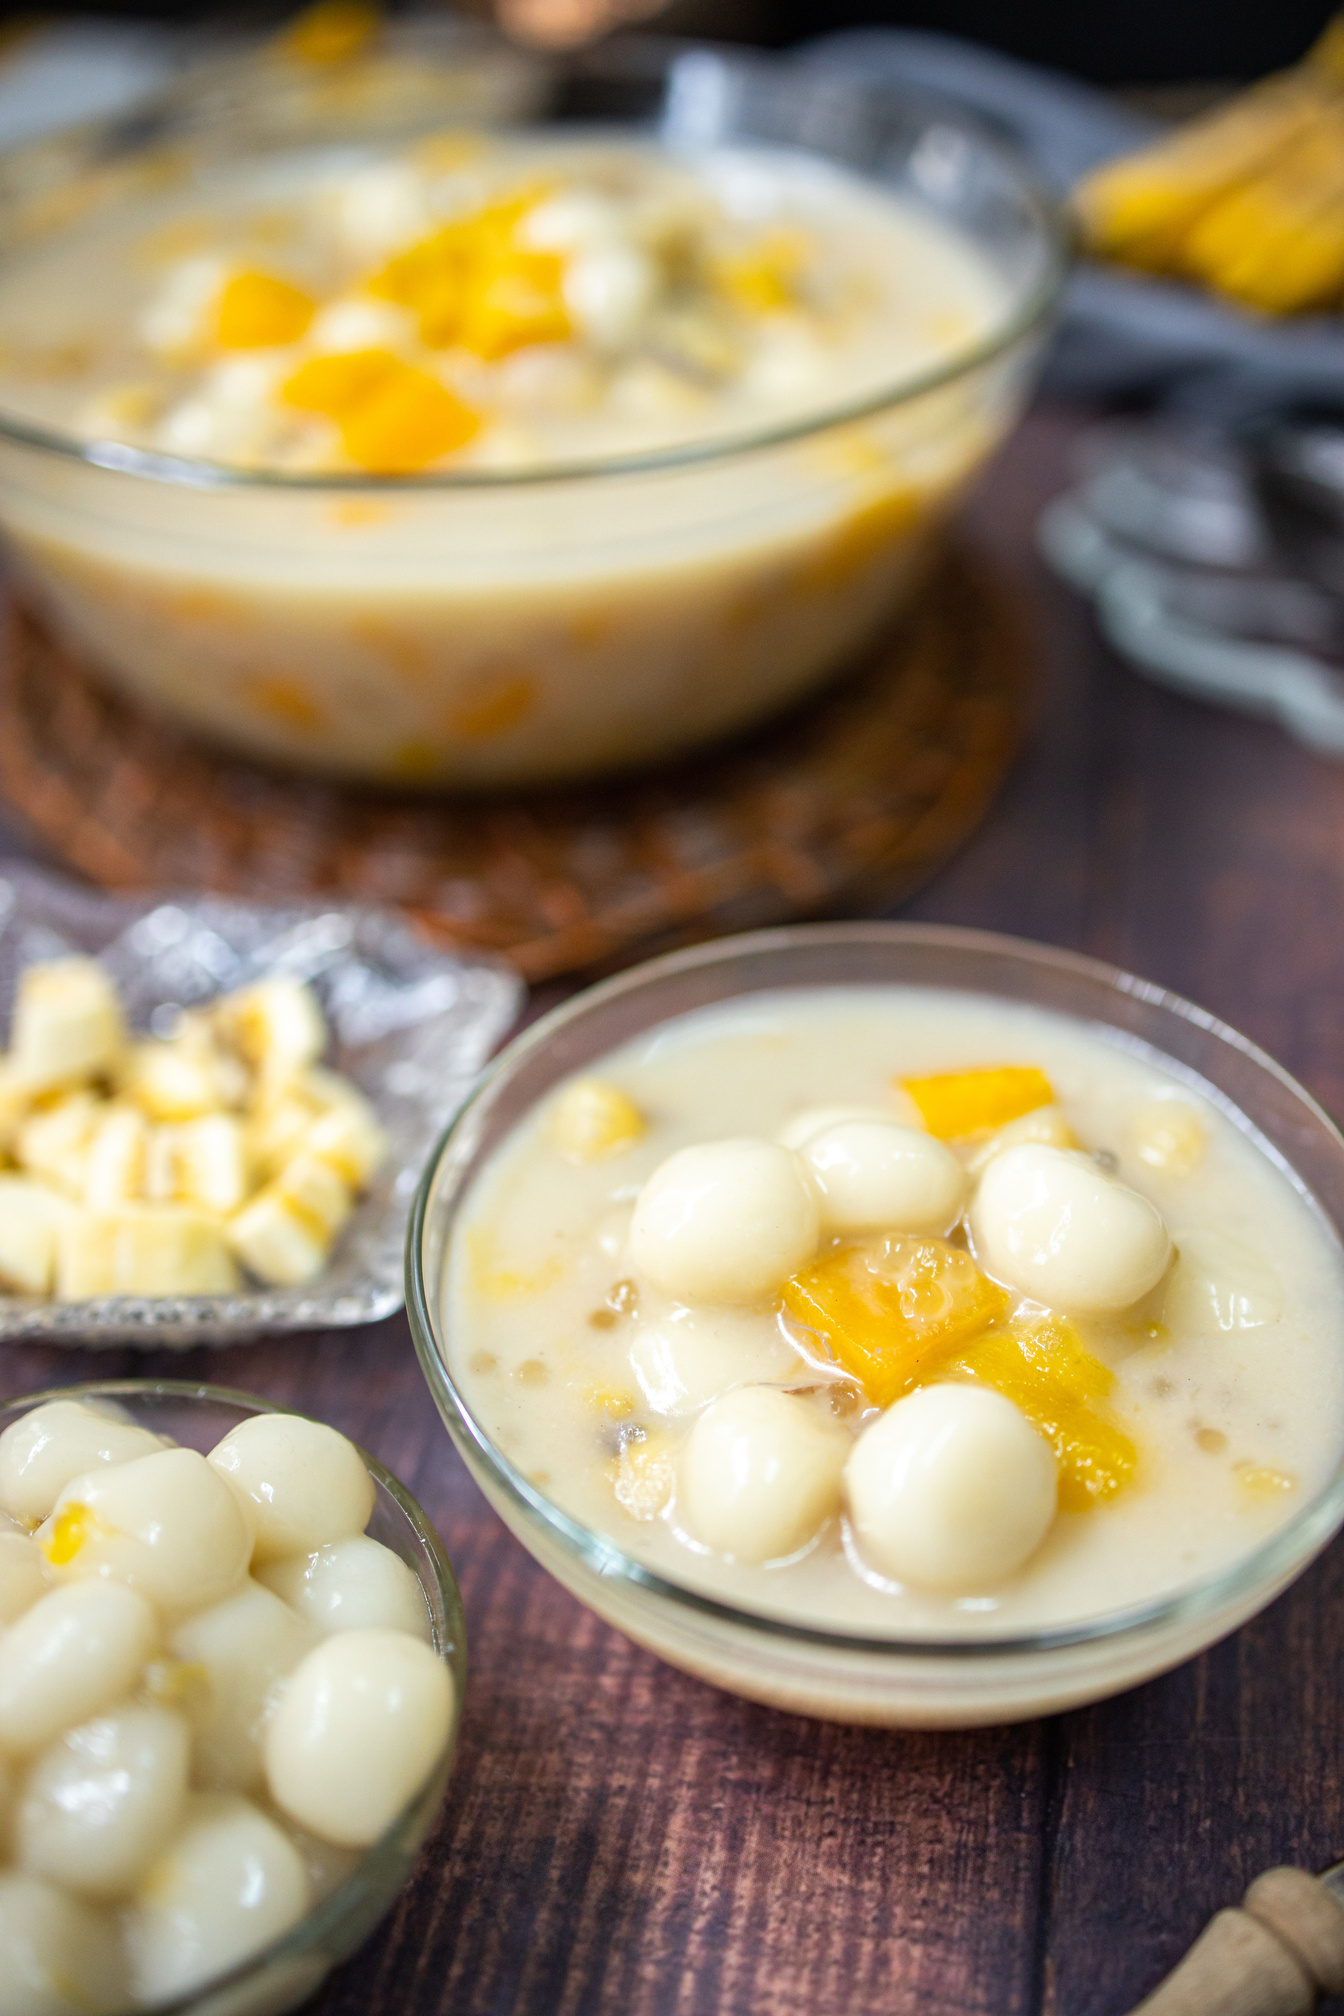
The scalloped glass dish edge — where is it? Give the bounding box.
[0,863,521,1343]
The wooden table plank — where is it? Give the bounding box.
[5,402,1344,2015]
[946,409,1344,2015]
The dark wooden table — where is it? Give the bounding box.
[6,401,1344,2016]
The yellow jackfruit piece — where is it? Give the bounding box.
[281,0,380,64]
[900,1066,1054,1139]
[215,271,315,349]
[338,364,480,472]
[1074,70,1338,264]
[944,1315,1138,1509]
[782,1235,1008,1408]
[1180,111,1344,310]
[282,346,401,416]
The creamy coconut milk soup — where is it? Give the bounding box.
[445,989,1344,1638]
[0,130,1023,784]
[0,138,1004,471]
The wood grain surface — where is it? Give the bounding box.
[6,403,1344,2016]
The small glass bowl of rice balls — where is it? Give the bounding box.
[408,923,1344,1728]
[0,1380,464,2014]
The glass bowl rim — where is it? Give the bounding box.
[407,918,1344,1664]
[0,1374,466,2012]
[0,32,1070,494]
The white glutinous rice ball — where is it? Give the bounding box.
[678,1386,849,1563]
[845,1384,1057,1590]
[18,1705,190,1902]
[628,1310,800,1418]
[265,1629,453,1848]
[969,1143,1172,1314]
[207,1414,375,1565]
[629,1139,820,1305]
[775,1105,893,1151]
[38,1449,250,1614]
[0,1873,129,2016]
[0,1580,157,1755]
[799,1120,968,1237]
[126,1793,310,2006]
[170,1579,317,1792]
[0,1400,164,1527]
[258,1537,431,1643]
[0,1531,48,1626]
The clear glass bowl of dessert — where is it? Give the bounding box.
[0,26,1064,788]
[0,1377,465,2013]
[408,922,1344,1727]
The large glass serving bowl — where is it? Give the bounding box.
[0,1379,466,2013]
[408,923,1344,1727]
[0,28,1064,788]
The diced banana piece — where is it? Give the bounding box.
[305,1095,387,1188]
[171,1113,250,1215]
[546,1078,646,1163]
[218,977,326,1079]
[0,1058,36,1154]
[56,1205,241,1299]
[17,1092,101,1198]
[83,1104,149,1209]
[229,1152,353,1284]
[0,1176,77,1295]
[11,958,126,1092]
[124,1039,222,1122]
[171,1009,250,1109]
[275,1152,353,1239]
[227,1191,327,1288]
[144,1128,179,1203]
[245,1091,319,1183]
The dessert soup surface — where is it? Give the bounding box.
[0,132,1027,783]
[445,987,1344,1636]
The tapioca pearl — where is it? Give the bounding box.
[628,1312,801,1417]
[0,1873,131,2016]
[800,1121,968,1237]
[257,1538,431,1643]
[170,1580,317,1792]
[969,1144,1172,1314]
[125,1793,310,2006]
[776,1105,893,1152]
[0,1400,164,1527]
[677,1387,849,1563]
[629,1140,820,1306]
[207,1415,375,1565]
[0,1579,158,1757]
[17,1705,190,1902]
[1163,1230,1283,1335]
[844,1383,1057,1591]
[0,1531,49,1626]
[264,1629,454,1849]
[39,1449,251,1615]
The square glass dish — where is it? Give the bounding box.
[0,863,520,1344]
